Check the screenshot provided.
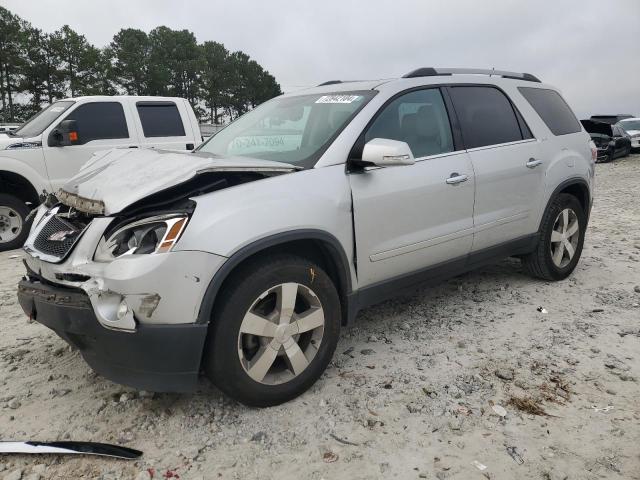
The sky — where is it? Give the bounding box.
[2,0,639,118]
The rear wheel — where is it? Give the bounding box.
[204,254,341,407]
[0,194,32,252]
[521,193,586,281]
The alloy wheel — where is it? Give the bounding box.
[237,282,325,385]
[550,208,579,268]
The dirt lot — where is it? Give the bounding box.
[1,155,639,480]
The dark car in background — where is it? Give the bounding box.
[581,120,631,163]
[590,114,634,125]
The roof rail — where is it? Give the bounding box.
[317,80,342,86]
[402,68,541,83]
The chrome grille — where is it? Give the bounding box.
[32,214,83,259]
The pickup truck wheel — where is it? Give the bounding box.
[204,254,341,407]
[0,194,32,252]
[521,193,586,281]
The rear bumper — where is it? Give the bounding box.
[17,279,208,392]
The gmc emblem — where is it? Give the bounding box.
[48,230,77,242]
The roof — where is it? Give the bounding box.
[62,95,187,102]
[286,68,548,97]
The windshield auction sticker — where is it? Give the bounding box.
[315,95,362,104]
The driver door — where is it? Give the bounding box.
[349,88,475,287]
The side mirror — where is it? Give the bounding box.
[48,119,79,147]
[361,138,415,167]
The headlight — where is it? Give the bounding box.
[94,215,188,262]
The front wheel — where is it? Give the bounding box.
[0,194,32,252]
[521,193,586,281]
[204,254,341,407]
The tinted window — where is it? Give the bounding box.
[137,102,186,137]
[449,86,523,149]
[519,87,581,136]
[64,102,129,144]
[365,88,454,158]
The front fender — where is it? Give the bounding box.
[0,154,51,194]
[175,165,354,265]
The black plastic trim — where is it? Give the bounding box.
[17,280,207,392]
[402,67,541,83]
[348,234,538,321]
[544,177,592,223]
[196,230,354,325]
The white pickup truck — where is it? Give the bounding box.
[0,96,202,251]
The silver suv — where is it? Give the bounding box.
[18,68,595,406]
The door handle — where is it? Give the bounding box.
[526,158,542,168]
[446,173,468,185]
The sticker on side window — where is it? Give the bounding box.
[315,95,362,104]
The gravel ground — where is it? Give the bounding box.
[1,154,640,480]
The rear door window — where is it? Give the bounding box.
[364,88,455,158]
[518,87,581,136]
[449,86,523,149]
[136,102,186,137]
[64,102,129,144]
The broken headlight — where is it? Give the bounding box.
[94,215,188,262]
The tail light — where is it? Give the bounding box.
[589,141,597,163]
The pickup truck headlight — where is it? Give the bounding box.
[94,215,188,262]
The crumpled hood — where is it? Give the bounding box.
[58,148,298,215]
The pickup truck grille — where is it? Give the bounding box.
[32,214,85,259]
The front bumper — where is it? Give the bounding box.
[595,147,611,161]
[17,278,208,391]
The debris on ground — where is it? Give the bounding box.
[507,395,547,416]
[506,446,525,465]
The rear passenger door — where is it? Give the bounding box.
[132,100,196,151]
[447,85,544,252]
[349,88,475,287]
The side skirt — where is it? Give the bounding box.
[347,234,538,322]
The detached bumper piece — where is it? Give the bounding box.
[0,441,142,460]
[17,279,208,392]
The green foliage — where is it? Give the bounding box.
[0,6,281,123]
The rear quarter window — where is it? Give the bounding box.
[136,102,186,137]
[518,87,581,136]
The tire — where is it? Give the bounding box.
[521,193,586,281]
[204,254,341,407]
[0,194,32,252]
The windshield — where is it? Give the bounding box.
[13,101,75,138]
[197,91,375,168]
[620,120,640,131]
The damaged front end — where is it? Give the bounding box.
[18,149,298,390]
